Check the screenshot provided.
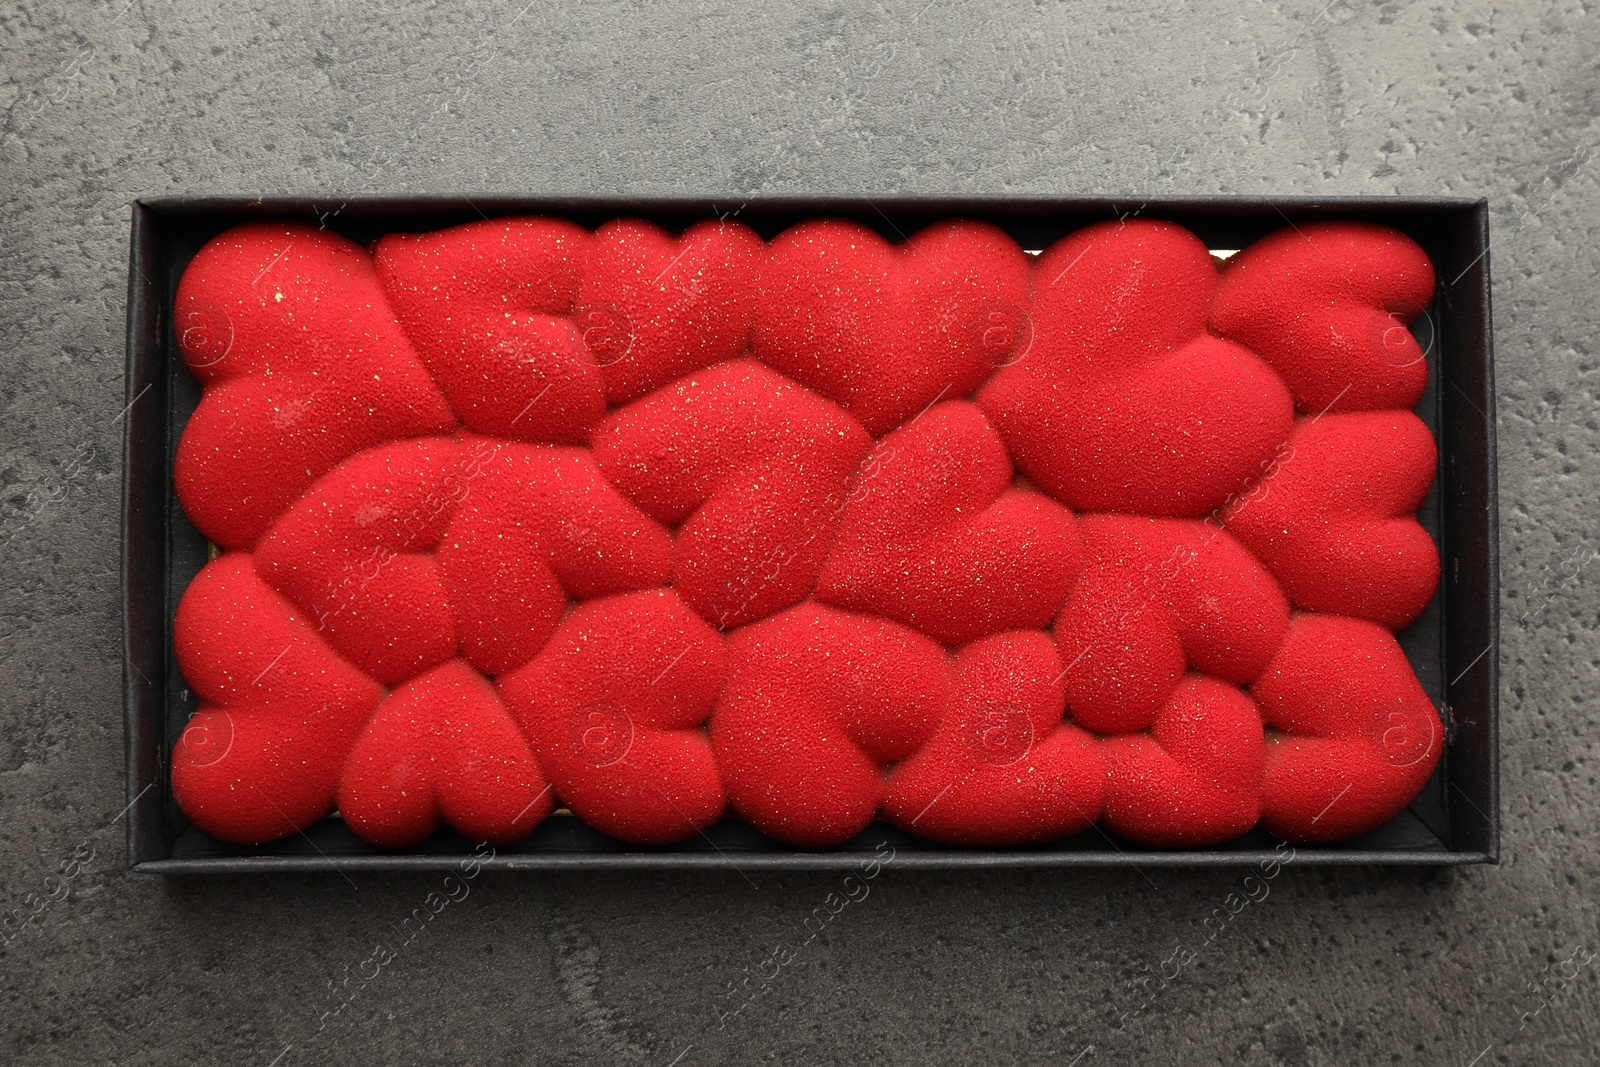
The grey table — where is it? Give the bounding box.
[2,1,1595,1064]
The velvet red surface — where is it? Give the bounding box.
[171,215,1442,849]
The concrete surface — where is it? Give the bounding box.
[2,0,1597,1064]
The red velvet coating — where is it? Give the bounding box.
[374,217,603,443]
[580,217,766,405]
[1221,411,1440,630]
[171,214,1446,852]
[497,590,726,845]
[1054,515,1290,735]
[590,360,872,629]
[978,219,1295,517]
[339,659,553,848]
[882,631,1104,845]
[1100,675,1266,847]
[816,401,1081,645]
[437,436,671,676]
[253,437,464,687]
[754,218,1033,435]
[174,221,457,551]
[711,604,949,847]
[172,555,383,845]
[1252,614,1444,844]
[1212,221,1436,415]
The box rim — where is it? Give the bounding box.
[132,193,1490,208]
[133,850,1493,875]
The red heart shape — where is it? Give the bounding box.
[253,437,465,686]
[174,221,456,550]
[1211,221,1435,414]
[374,217,605,443]
[1221,410,1439,630]
[437,437,671,675]
[172,556,382,845]
[753,218,1033,435]
[881,631,1104,845]
[815,400,1081,646]
[578,217,766,405]
[590,360,872,629]
[1250,614,1443,843]
[710,604,948,847]
[1054,515,1289,734]
[338,659,552,848]
[497,589,726,844]
[978,219,1294,516]
[1100,675,1266,847]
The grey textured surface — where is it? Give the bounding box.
[1,0,1596,1064]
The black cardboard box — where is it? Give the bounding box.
[122,195,1498,872]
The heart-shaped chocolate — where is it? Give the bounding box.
[375,217,604,443]
[978,219,1295,517]
[437,437,671,675]
[497,589,726,845]
[338,659,552,848]
[753,218,1033,435]
[881,631,1104,845]
[579,217,766,405]
[591,360,872,630]
[1099,675,1265,847]
[171,556,382,845]
[1212,221,1436,414]
[1221,411,1439,630]
[253,437,463,686]
[1053,515,1289,735]
[1250,614,1444,843]
[710,603,948,847]
[815,400,1081,646]
[174,221,456,550]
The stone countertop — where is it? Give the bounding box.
[1,1,1595,1064]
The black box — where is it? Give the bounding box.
[122,196,1498,872]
